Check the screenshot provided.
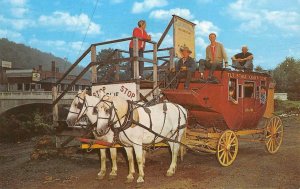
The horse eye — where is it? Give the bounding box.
[105,108,110,114]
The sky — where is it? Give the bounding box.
[1,0,300,69]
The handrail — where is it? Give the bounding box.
[55,46,91,85]
[53,37,158,106]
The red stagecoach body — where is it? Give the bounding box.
[163,70,274,130]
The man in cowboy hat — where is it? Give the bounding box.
[175,46,196,89]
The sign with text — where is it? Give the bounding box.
[92,82,137,101]
[1,61,12,68]
[32,72,41,81]
[173,15,196,58]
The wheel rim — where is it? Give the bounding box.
[217,130,239,167]
[265,116,283,154]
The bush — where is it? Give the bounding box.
[274,99,300,115]
[0,111,53,142]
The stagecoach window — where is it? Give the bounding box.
[229,79,238,102]
[244,82,255,98]
[238,84,243,98]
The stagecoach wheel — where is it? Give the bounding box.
[265,116,283,154]
[216,130,239,167]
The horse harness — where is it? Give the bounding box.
[94,97,188,148]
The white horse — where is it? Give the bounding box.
[94,92,187,184]
[66,90,135,182]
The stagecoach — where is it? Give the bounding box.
[162,69,283,166]
[53,15,283,176]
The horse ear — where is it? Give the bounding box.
[93,107,98,115]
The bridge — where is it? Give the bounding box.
[0,91,77,114]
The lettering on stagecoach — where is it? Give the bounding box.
[92,82,137,100]
[227,72,267,81]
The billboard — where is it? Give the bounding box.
[173,15,196,58]
[1,61,12,68]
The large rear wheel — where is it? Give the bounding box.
[216,130,239,167]
[265,116,283,154]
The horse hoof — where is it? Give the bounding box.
[166,172,174,177]
[135,182,144,188]
[125,178,134,183]
[96,175,105,180]
[108,175,117,180]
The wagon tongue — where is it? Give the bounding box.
[162,89,200,107]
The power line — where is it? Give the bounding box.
[76,0,99,58]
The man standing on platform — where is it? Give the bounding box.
[129,20,151,79]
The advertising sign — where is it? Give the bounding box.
[173,15,196,58]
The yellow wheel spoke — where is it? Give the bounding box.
[228,150,233,160]
[219,151,225,160]
[218,148,225,153]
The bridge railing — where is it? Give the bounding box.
[0,91,77,100]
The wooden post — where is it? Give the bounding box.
[153,43,158,97]
[115,51,120,81]
[91,45,97,83]
[133,37,139,79]
[169,48,175,70]
[52,86,60,148]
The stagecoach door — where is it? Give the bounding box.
[242,81,257,128]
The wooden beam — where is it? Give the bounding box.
[55,46,91,85]
[91,45,97,83]
[157,17,174,49]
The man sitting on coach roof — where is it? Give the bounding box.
[199,32,228,80]
[231,46,254,71]
[174,46,196,89]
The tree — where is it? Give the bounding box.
[96,48,130,82]
[254,65,264,72]
[272,57,300,100]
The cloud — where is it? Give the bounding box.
[148,32,173,47]
[11,7,28,17]
[193,20,219,37]
[0,15,35,30]
[193,19,219,52]
[132,0,168,14]
[150,8,194,20]
[28,38,89,56]
[38,11,101,35]
[8,0,27,6]
[227,0,300,33]
[0,29,24,42]
[110,0,124,4]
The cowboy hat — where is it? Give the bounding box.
[180,46,192,53]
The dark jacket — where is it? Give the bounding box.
[176,56,196,72]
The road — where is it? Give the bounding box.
[0,117,299,189]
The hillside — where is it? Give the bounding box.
[0,38,85,76]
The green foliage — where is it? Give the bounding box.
[274,100,300,115]
[0,38,86,76]
[254,65,264,72]
[0,111,52,142]
[272,57,300,100]
[97,48,130,82]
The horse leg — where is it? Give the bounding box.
[97,149,106,179]
[124,147,135,183]
[108,148,117,180]
[133,144,145,184]
[142,149,146,168]
[166,142,180,177]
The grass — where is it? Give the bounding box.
[274,100,300,115]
